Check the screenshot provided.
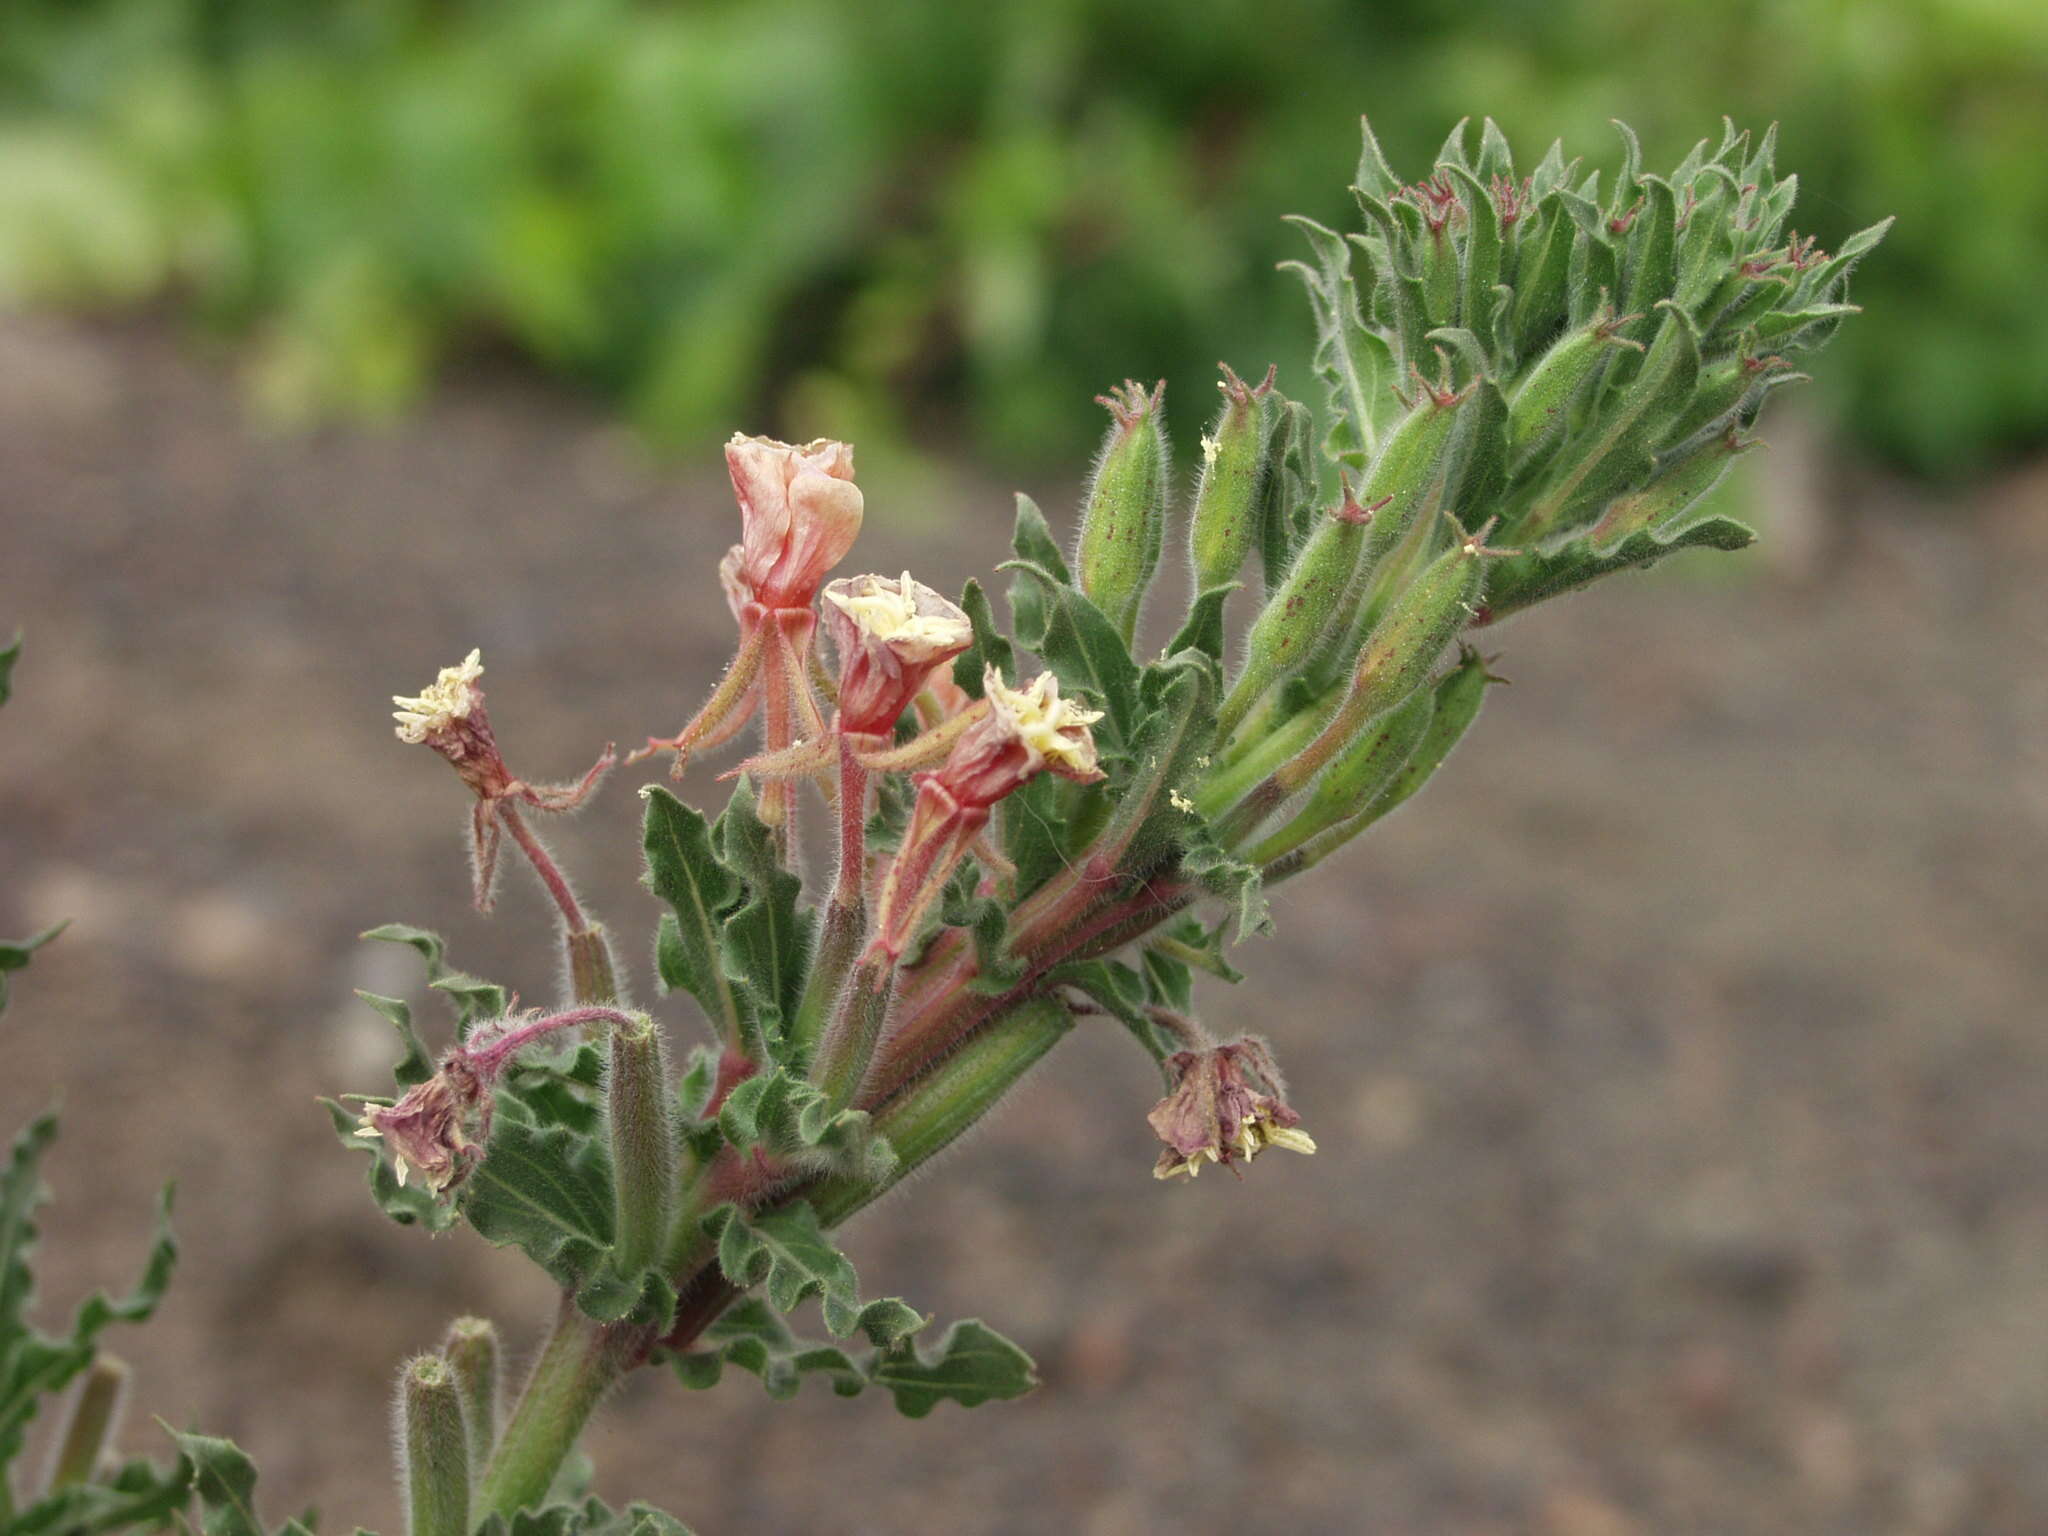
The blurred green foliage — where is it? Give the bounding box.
[0,0,2039,478]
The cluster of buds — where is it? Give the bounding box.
[1147,1037,1316,1180]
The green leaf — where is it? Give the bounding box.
[714,781,814,1061]
[0,630,18,705]
[459,1114,614,1292]
[0,919,67,1014]
[352,990,434,1087]
[1281,215,1400,469]
[996,559,1141,753]
[668,1298,867,1401]
[9,1454,193,1535]
[1047,958,1180,1064]
[1165,584,1235,665]
[1178,831,1272,944]
[168,1430,266,1536]
[639,786,744,1044]
[1480,512,1755,623]
[1006,493,1071,645]
[869,1319,1038,1418]
[715,1068,896,1183]
[703,1201,921,1343]
[362,923,507,1038]
[951,578,1014,697]
[2,1113,177,1469]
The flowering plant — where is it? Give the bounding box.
[2,117,1883,1533]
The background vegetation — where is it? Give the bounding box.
[1,0,2040,478]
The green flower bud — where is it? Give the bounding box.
[1076,380,1170,645]
[1245,675,1436,866]
[1585,428,1752,553]
[1276,515,1501,797]
[441,1317,500,1476]
[398,1354,470,1536]
[1188,364,1278,593]
[1219,373,1466,740]
[44,1354,130,1492]
[605,1012,677,1279]
[1273,645,1499,878]
[1506,310,1640,463]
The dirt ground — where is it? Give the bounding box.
[3,313,2046,1535]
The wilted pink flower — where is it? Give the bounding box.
[392,649,614,912]
[822,571,974,737]
[869,669,1104,961]
[1148,1037,1316,1180]
[353,1060,488,1194]
[726,434,864,610]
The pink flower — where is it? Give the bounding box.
[822,571,974,737]
[726,435,864,609]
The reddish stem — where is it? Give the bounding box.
[499,802,588,932]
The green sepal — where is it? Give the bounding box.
[2,1113,177,1470]
[713,781,814,1061]
[700,1200,924,1343]
[640,785,745,1047]
[0,920,67,1015]
[950,579,1015,697]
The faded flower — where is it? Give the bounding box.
[1149,1037,1316,1180]
[822,571,973,736]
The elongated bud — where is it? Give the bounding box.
[1246,675,1436,866]
[1189,364,1277,592]
[1218,487,1382,739]
[1077,380,1169,644]
[441,1317,500,1475]
[606,1011,677,1279]
[399,1354,470,1536]
[1220,376,1462,739]
[44,1354,130,1491]
[1585,428,1751,552]
[1273,645,1498,878]
[1505,312,1637,462]
[1268,517,1499,806]
[566,925,620,1006]
[812,997,1074,1224]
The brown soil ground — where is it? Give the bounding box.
[4,314,2047,1536]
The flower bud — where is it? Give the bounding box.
[726,434,864,609]
[605,1011,677,1279]
[1076,380,1169,645]
[1506,311,1638,463]
[821,571,973,737]
[1148,1037,1315,1180]
[1188,364,1277,593]
[397,1353,471,1536]
[441,1317,500,1474]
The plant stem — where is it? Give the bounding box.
[500,803,587,932]
[477,1299,653,1519]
